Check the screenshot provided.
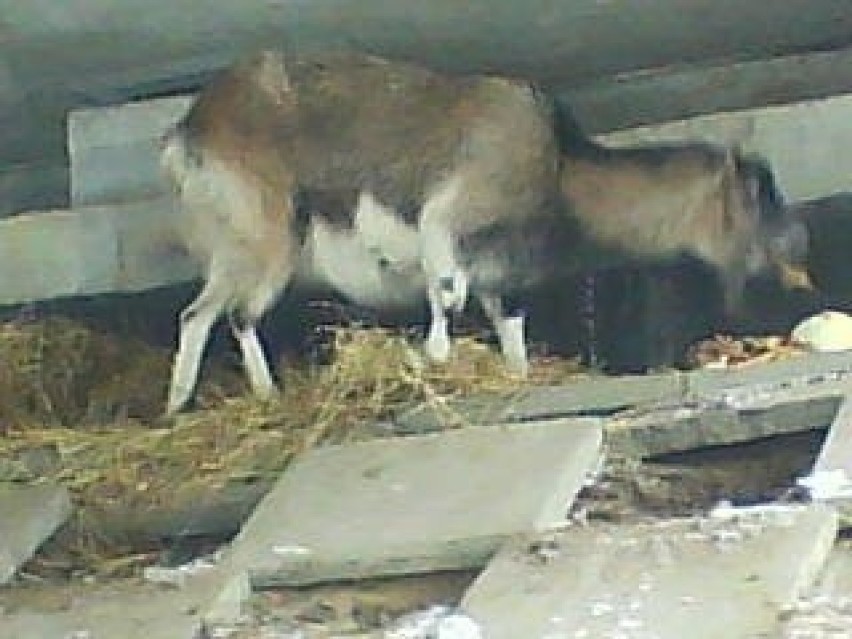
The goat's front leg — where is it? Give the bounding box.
[424,280,453,363]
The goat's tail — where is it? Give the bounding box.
[159,123,196,189]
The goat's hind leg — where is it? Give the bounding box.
[478,292,529,377]
[167,273,232,416]
[227,274,289,403]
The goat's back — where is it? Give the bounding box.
[171,50,561,223]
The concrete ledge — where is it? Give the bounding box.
[0,198,197,306]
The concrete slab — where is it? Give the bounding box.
[203,418,602,622]
[797,389,852,525]
[779,541,852,638]
[0,483,72,584]
[395,373,686,434]
[462,504,838,639]
[397,352,850,459]
[0,579,210,639]
[68,96,192,206]
[607,395,840,458]
[0,199,197,306]
[687,350,852,397]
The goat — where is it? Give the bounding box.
[161,50,809,415]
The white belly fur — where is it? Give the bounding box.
[298,192,426,308]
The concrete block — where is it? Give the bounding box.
[0,199,197,306]
[0,483,72,584]
[0,579,212,639]
[111,198,197,293]
[462,504,838,639]
[203,418,602,621]
[600,92,852,203]
[0,206,117,305]
[68,96,193,206]
[608,395,840,458]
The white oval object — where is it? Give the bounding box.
[791,310,852,352]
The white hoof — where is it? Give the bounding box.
[425,329,451,363]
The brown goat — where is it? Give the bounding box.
[161,50,809,415]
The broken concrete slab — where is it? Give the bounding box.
[0,579,209,639]
[394,372,687,434]
[798,388,852,523]
[687,350,852,397]
[607,394,840,458]
[778,541,852,638]
[203,418,602,623]
[462,504,838,639]
[396,351,852,459]
[0,483,72,584]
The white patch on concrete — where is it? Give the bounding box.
[385,605,483,639]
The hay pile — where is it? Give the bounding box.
[0,316,586,573]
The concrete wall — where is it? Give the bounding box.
[599,94,852,203]
[0,198,197,306]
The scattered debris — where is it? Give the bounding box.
[142,552,220,589]
[686,333,806,369]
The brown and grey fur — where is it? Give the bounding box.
[553,110,809,308]
[161,50,563,414]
